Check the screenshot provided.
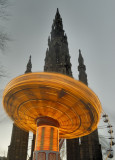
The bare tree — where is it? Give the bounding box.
[0,0,10,51]
[0,0,10,81]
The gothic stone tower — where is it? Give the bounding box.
[44,9,102,160]
[44,9,80,159]
[44,8,72,77]
[78,50,102,160]
[7,9,102,160]
[7,56,32,160]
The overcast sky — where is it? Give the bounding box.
[0,0,115,159]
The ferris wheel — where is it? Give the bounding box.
[98,109,114,160]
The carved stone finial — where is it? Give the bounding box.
[25,55,32,73]
[48,36,50,46]
[57,8,59,13]
[78,50,88,85]
[55,8,60,18]
[78,49,84,65]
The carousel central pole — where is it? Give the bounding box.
[33,117,60,160]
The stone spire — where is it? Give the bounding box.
[44,9,80,160]
[51,8,64,38]
[78,50,102,160]
[78,49,88,85]
[7,56,32,160]
[44,9,72,77]
[25,55,32,73]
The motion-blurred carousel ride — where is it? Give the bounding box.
[3,72,102,160]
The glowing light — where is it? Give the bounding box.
[35,126,59,152]
[3,72,102,138]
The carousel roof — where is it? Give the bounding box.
[3,72,102,139]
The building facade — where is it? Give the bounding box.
[7,9,102,160]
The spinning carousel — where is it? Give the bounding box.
[3,72,102,160]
